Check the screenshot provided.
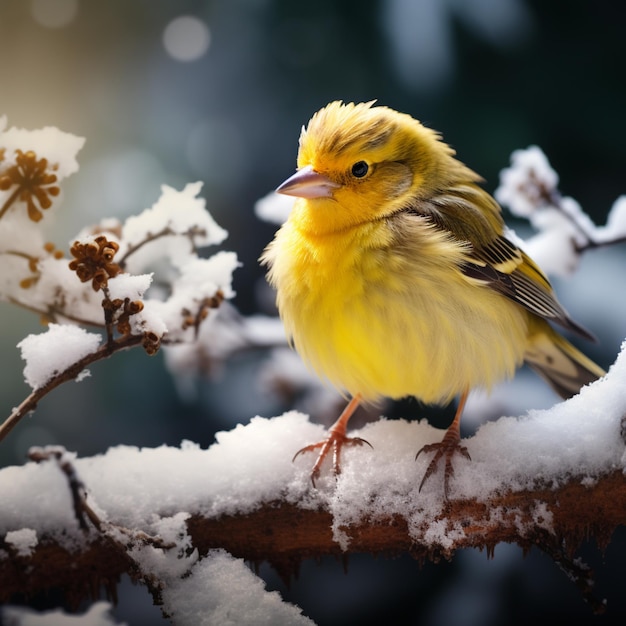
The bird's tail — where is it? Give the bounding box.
[524,326,605,400]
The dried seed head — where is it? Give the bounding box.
[142,331,161,356]
[0,150,61,222]
[69,236,122,291]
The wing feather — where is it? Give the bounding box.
[398,184,595,341]
[461,241,595,340]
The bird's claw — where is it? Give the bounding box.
[416,438,471,499]
[293,433,372,487]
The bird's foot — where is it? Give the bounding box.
[293,430,372,487]
[416,430,471,499]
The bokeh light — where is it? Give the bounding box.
[30,0,78,29]
[163,15,211,62]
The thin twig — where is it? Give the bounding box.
[5,295,105,327]
[28,445,175,549]
[116,225,206,269]
[0,333,145,444]
[575,233,626,253]
[527,183,626,252]
[101,286,116,346]
[28,446,95,531]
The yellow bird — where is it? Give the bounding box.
[261,101,604,496]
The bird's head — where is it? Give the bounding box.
[277,101,474,235]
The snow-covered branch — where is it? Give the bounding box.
[495,146,626,276]
[0,118,239,447]
[1,346,625,616]
[2,474,624,614]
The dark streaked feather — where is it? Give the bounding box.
[460,238,596,341]
[397,189,596,341]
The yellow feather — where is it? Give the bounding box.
[263,213,529,404]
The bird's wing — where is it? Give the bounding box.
[404,185,595,340]
[459,237,595,340]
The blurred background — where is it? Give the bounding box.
[1,0,625,624]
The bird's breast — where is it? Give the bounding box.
[267,218,529,404]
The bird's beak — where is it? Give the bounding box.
[276,165,340,199]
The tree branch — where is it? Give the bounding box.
[2,469,624,612]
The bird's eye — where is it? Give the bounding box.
[351,161,369,178]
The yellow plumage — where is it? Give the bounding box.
[261,101,604,493]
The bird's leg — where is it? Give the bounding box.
[416,390,471,498]
[293,394,372,486]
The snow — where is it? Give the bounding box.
[254,190,294,225]
[1,348,624,621]
[170,252,238,301]
[495,145,559,217]
[0,117,85,298]
[161,550,314,626]
[242,315,289,346]
[106,273,153,302]
[58,414,323,531]
[595,195,626,243]
[17,324,102,390]
[1,602,125,626]
[148,251,239,342]
[121,182,227,274]
[0,121,85,180]
[4,292,626,625]
[1,147,238,349]
[495,146,626,277]
[126,512,196,582]
[4,528,38,557]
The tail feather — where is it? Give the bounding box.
[524,329,605,400]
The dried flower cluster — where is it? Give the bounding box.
[69,236,122,291]
[0,150,60,222]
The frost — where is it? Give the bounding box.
[18,324,102,390]
[4,528,38,557]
